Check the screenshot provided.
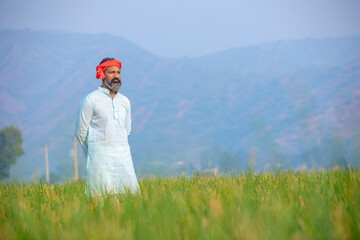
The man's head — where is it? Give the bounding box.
[96,57,122,93]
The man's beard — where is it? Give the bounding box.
[104,77,121,93]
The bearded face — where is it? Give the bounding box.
[104,76,121,93]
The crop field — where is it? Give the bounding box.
[0,169,359,240]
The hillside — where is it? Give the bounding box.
[0,30,359,180]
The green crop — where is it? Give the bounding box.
[1,169,359,239]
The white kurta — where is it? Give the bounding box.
[75,87,140,195]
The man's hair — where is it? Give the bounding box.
[99,57,115,65]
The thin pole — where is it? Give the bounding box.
[73,137,78,180]
[45,143,49,184]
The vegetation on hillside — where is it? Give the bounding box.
[0,126,24,179]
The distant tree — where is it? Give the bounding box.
[219,150,240,174]
[200,145,222,170]
[0,126,24,179]
[200,145,240,174]
[327,134,348,169]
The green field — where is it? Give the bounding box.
[1,169,359,239]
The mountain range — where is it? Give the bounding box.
[0,30,359,180]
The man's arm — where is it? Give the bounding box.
[125,98,132,136]
[75,97,93,157]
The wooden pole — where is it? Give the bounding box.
[73,137,78,180]
[45,143,49,184]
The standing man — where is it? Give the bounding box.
[75,57,140,195]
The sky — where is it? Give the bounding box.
[1,0,360,57]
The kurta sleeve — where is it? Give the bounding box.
[125,98,132,136]
[75,97,93,157]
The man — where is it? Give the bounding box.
[75,57,140,195]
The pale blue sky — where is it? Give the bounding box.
[1,0,359,57]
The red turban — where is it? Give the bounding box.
[96,59,122,79]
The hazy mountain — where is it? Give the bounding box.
[186,37,360,77]
[0,30,359,180]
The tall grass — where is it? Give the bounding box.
[1,169,359,239]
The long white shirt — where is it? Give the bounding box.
[75,87,140,195]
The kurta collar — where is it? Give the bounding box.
[98,87,118,97]
[98,87,110,94]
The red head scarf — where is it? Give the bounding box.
[96,59,122,79]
